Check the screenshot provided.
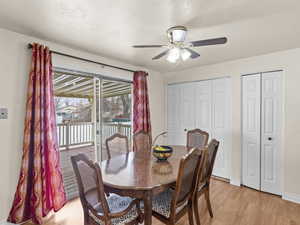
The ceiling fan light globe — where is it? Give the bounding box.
[181,49,191,61]
[167,56,177,63]
[167,48,180,63]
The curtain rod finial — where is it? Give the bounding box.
[28,43,33,49]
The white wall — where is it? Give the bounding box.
[0,28,165,221]
[164,48,300,201]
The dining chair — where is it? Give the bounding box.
[71,154,143,225]
[186,129,209,149]
[133,131,152,153]
[193,139,219,225]
[151,147,208,225]
[105,133,129,159]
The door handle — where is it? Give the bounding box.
[268,137,272,141]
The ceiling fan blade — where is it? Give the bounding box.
[185,48,200,59]
[152,49,170,60]
[190,37,227,47]
[132,45,165,48]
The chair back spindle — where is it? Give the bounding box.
[187,129,209,149]
[71,154,110,223]
[204,139,220,184]
[105,133,129,159]
[133,131,152,155]
[171,148,208,217]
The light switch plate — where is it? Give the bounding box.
[0,108,8,119]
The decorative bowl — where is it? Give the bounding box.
[152,145,173,162]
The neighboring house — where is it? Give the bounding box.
[56,104,92,123]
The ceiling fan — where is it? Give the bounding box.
[132,26,227,63]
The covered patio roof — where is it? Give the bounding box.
[53,71,132,99]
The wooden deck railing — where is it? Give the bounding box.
[57,122,94,149]
[57,121,131,199]
[57,122,132,149]
[102,122,132,142]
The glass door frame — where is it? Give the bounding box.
[53,67,133,162]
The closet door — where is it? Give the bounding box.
[194,80,212,133]
[181,83,196,144]
[242,71,282,195]
[260,71,282,195]
[167,84,183,145]
[167,83,195,145]
[168,78,232,179]
[242,74,261,190]
[211,78,231,178]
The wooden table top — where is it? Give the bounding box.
[100,145,189,190]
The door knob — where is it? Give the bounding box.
[268,137,272,141]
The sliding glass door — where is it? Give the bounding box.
[93,77,102,161]
[92,77,133,161]
[53,68,132,199]
[54,71,96,199]
[100,79,132,160]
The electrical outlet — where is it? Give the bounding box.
[0,108,8,119]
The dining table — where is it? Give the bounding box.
[100,145,190,225]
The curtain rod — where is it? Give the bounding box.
[27,43,139,73]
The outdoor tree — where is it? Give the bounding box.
[120,94,131,118]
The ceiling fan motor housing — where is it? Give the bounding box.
[167,26,187,44]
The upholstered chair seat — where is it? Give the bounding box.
[152,189,187,218]
[89,194,140,225]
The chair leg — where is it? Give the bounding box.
[193,196,201,225]
[188,201,194,225]
[136,201,144,223]
[204,187,213,218]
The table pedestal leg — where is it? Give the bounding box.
[143,191,152,225]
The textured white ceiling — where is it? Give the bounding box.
[0,0,300,72]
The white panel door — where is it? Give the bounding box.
[242,74,261,190]
[167,84,183,145]
[181,83,196,144]
[168,78,232,179]
[211,78,231,178]
[261,71,282,195]
[194,80,212,134]
[167,83,195,145]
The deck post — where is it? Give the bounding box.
[117,123,121,133]
[66,122,70,150]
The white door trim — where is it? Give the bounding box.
[279,70,286,198]
[167,76,231,86]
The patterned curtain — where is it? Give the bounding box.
[133,71,151,136]
[7,43,66,224]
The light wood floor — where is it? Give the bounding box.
[26,179,300,225]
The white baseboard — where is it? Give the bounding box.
[0,221,15,225]
[230,179,241,187]
[282,192,300,204]
[0,218,16,225]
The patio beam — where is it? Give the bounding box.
[54,93,93,99]
[61,79,93,92]
[55,77,86,91]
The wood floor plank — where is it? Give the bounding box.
[25,179,300,225]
